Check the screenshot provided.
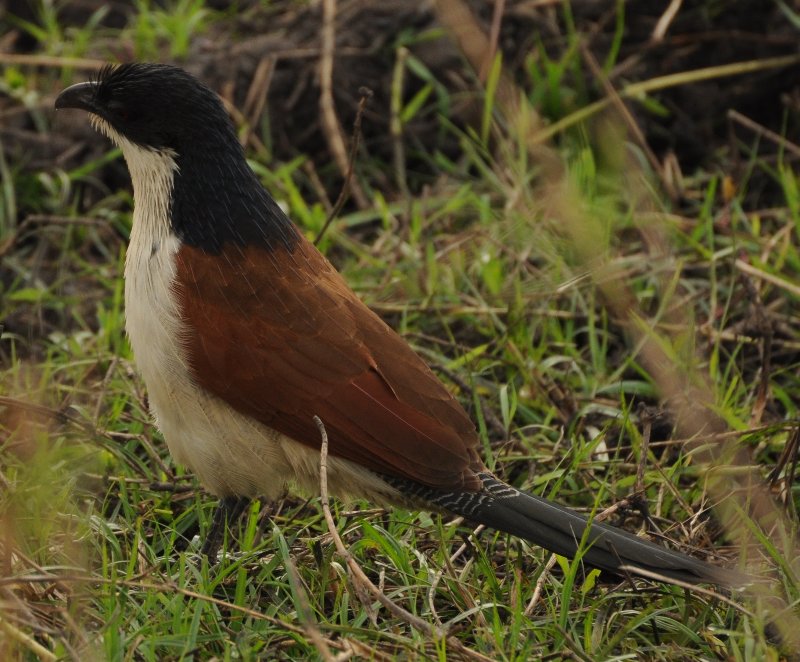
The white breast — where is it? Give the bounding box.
[98,118,397,503]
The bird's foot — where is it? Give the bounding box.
[200,495,251,560]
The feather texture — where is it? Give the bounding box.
[174,235,485,492]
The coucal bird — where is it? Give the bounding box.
[56,63,741,587]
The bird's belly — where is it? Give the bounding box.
[122,231,400,503]
[122,232,286,496]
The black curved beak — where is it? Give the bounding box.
[54,81,97,112]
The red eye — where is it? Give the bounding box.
[114,108,129,121]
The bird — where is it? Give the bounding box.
[55,63,742,587]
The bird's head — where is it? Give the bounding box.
[55,63,297,253]
[55,63,236,155]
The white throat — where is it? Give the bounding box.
[93,116,186,441]
[91,116,178,245]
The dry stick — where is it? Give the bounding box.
[522,554,558,617]
[768,425,800,507]
[734,258,800,298]
[314,90,372,245]
[219,96,270,157]
[781,428,800,518]
[313,416,496,662]
[241,56,276,150]
[533,53,800,144]
[633,408,658,533]
[728,109,800,159]
[314,415,444,636]
[579,42,677,202]
[303,160,335,215]
[652,0,684,41]
[0,54,106,69]
[481,0,506,82]
[318,0,369,210]
[0,616,57,662]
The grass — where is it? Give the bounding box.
[2,1,800,659]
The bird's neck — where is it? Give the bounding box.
[126,145,179,250]
[169,143,300,255]
[92,116,178,248]
[98,113,300,256]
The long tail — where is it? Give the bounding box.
[393,472,746,587]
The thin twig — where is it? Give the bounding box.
[522,554,558,617]
[314,416,443,634]
[318,0,369,210]
[737,272,774,427]
[618,567,756,615]
[481,0,506,82]
[735,258,800,298]
[314,89,372,245]
[768,425,800,514]
[533,53,800,143]
[0,616,57,661]
[241,56,276,149]
[578,42,676,201]
[313,416,496,662]
[0,54,106,69]
[652,0,684,41]
[729,109,800,159]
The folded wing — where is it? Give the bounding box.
[174,237,484,491]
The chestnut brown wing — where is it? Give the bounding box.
[174,237,484,491]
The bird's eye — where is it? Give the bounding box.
[107,102,131,122]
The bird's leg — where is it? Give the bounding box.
[200,495,250,559]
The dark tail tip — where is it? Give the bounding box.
[462,473,749,587]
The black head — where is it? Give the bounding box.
[55,63,236,153]
[56,63,299,254]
